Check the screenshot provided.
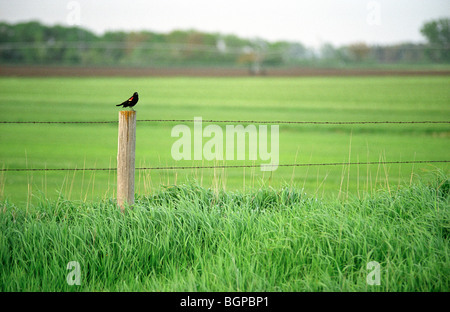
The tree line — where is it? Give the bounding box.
[0,19,448,68]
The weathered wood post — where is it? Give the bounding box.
[117,110,136,211]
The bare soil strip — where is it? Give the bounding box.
[1,65,449,77]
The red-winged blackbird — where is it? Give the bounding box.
[116,92,139,110]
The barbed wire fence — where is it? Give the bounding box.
[1,120,449,125]
[1,161,448,172]
[1,119,449,172]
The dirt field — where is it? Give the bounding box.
[1,65,450,77]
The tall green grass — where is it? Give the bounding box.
[1,172,448,291]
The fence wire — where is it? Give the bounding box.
[1,160,448,172]
[0,119,448,172]
[0,119,449,125]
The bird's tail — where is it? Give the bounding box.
[116,104,122,106]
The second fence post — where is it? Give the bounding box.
[117,110,136,212]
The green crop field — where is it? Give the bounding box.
[0,76,448,205]
[0,75,449,292]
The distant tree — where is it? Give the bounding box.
[320,43,337,60]
[284,42,310,62]
[420,18,450,62]
[347,42,370,62]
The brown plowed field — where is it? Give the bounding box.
[1,65,449,77]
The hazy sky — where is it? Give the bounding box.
[0,0,449,47]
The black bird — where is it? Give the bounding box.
[116,92,139,110]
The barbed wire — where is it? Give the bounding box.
[0,120,447,172]
[138,119,450,125]
[0,121,117,124]
[1,160,448,172]
[0,120,449,125]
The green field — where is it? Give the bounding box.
[0,76,448,205]
[0,75,449,292]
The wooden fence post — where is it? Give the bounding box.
[117,110,136,211]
